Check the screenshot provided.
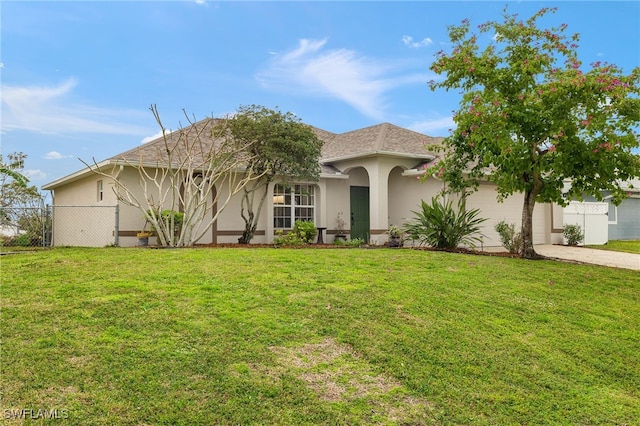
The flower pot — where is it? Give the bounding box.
[137,232,150,246]
[388,236,403,248]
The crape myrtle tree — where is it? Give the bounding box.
[228,105,323,244]
[85,105,266,247]
[428,7,640,259]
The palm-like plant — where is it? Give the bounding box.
[404,196,486,249]
[0,167,29,188]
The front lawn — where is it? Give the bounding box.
[585,239,640,254]
[2,248,638,425]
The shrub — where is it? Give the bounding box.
[563,224,584,246]
[294,220,318,244]
[494,220,522,254]
[273,220,317,246]
[8,234,32,247]
[273,230,304,246]
[147,210,184,237]
[333,237,365,247]
[404,196,486,249]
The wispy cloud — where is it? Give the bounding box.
[24,169,47,180]
[407,116,455,136]
[402,35,433,48]
[1,78,152,135]
[44,151,74,160]
[256,38,431,121]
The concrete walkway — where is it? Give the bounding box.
[534,245,640,271]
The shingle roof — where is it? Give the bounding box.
[320,122,442,162]
[110,118,227,168]
[43,119,443,189]
[109,120,442,169]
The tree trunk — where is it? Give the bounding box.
[238,207,255,244]
[520,188,541,259]
[238,180,270,244]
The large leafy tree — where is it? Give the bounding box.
[228,105,324,244]
[429,7,640,259]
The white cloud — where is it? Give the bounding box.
[256,38,431,120]
[402,35,433,48]
[23,169,47,180]
[141,129,166,144]
[44,151,73,160]
[407,116,455,135]
[1,78,152,136]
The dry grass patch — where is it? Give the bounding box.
[270,338,434,423]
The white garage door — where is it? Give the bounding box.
[465,185,549,248]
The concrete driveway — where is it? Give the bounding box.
[534,245,640,271]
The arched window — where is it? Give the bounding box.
[273,184,315,228]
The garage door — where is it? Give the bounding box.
[465,185,548,248]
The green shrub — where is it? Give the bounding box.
[294,220,317,244]
[404,196,486,249]
[273,220,317,246]
[273,230,304,246]
[563,224,584,246]
[333,237,365,247]
[494,220,522,254]
[9,234,32,247]
[147,209,184,236]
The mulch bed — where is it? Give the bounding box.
[188,243,523,258]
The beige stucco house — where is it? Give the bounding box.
[42,120,564,247]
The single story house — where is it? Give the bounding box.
[42,120,565,248]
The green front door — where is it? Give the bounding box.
[350,186,370,242]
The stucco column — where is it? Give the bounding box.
[367,163,389,243]
[317,180,327,228]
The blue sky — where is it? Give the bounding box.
[2,1,638,192]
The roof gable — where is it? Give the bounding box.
[320,122,442,162]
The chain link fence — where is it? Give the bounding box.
[0,205,119,250]
[0,206,50,249]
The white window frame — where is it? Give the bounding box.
[97,180,104,202]
[273,184,315,229]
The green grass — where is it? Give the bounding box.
[585,239,640,254]
[2,247,639,425]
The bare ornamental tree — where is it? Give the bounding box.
[84,105,267,247]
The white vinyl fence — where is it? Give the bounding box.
[563,201,608,245]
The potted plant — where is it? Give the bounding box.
[387,225,404,248]
[334,213,347,242]
[136,230,150,246]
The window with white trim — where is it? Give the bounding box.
[97,180,104,202]
[273,184,315,228]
